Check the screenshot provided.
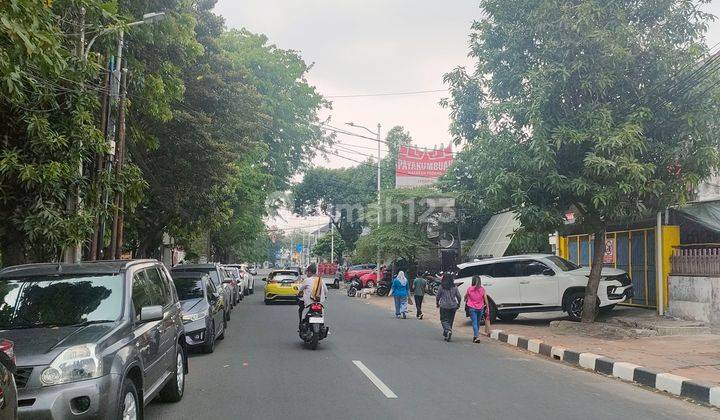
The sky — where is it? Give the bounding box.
[214,0,720,232]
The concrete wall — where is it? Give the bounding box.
[668,275,720,324]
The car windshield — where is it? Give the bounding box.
[547,256,581,271]
[0,274,124,329]
[175,269,221,285]
[173,275,205,300]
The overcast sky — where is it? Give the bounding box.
[214,0,720,231]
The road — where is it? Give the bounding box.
[146,280,719,420]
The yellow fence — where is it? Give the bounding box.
[558,226,679,309]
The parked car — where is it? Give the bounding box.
[0,259,187,419]
[343,264,377,282]
[221,266,243,305]
[172,272,226,353]
[0,339,17,420]
[172,264,232,322]
[263,270,302,304]
[455,254,633,322]
[226,264,254,295]
[356,267,388,288]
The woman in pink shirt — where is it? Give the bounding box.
[465,275,490,343]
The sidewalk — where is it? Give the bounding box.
[361,293,720,386]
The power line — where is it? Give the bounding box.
[326,88,448,98]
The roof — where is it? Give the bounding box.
[171,264,220,270]
[0,259,158,278]
[457,254,553,268]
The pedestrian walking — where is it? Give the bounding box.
[412,273,426,319]
[436,272,461,341]
[390,271,410,319]
[465,275,490,343]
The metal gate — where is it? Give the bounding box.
[563,228,656,308]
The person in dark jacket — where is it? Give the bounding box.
[436,272,462,341]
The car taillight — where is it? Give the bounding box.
[0,339,15,364]
[310,303,323,312]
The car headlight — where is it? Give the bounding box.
[182,311,206,324]
[41,344,102,386]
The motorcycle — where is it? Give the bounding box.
[376,279,390,296]
[347,278,360,297]
[299,302,329,350]
[423,272,441,295]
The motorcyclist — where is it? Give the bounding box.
[297,263,328,326]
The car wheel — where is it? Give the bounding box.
[366,280,375,289]
[117,376,140,420]
[159,346,186,402]
[567,292,584,322]
[264,298,271,305]
[218,318,226,340]
[202,322,216,353]
[497,313,519,322]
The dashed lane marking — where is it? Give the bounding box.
[352,360,398,399]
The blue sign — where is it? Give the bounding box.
[296,244,303,253]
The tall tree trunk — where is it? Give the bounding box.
[581,227,606,323]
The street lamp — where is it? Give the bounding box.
[83,12,166,60]
[346,121,382,283]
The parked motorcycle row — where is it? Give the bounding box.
[345,269,443,297]
[0,259,257,420]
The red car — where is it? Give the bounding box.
[344,264,377,282]
[357,267,389,288]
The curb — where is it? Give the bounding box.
[489,329,720,408]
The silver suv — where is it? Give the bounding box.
[0,260,188,419]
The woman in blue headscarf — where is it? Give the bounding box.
[390,271,410,319]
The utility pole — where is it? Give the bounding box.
[330,219,335,264]
[346,121,382,280]
[97,31,123,258]
[376,123,382,283]
[63,7,86,263]
[109,68,128,259]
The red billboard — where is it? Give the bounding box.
[395,144,453,188]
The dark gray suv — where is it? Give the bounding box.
[0,260,188,419]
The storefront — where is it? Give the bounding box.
[557,222,680,310]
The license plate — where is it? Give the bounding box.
[309,317,324,324]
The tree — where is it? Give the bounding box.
[0,0,138,264]
[443,0,720,322]
[292,125,412,247]
[311,231,345,262]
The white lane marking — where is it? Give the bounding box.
[352,360,398,399]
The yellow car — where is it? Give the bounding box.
[264,269,302,304]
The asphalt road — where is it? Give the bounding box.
[146,282,719,420]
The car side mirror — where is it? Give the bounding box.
[140,305,163,322]
[542,269,555,276]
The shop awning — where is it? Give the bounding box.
[675,200,720,234]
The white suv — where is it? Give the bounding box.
[455,254,633,321]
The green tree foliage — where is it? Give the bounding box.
[311,231,345,262]
[0,0,327,265]
[0,0,134,264]
[443,0,720,321]
[292,125,411,248]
